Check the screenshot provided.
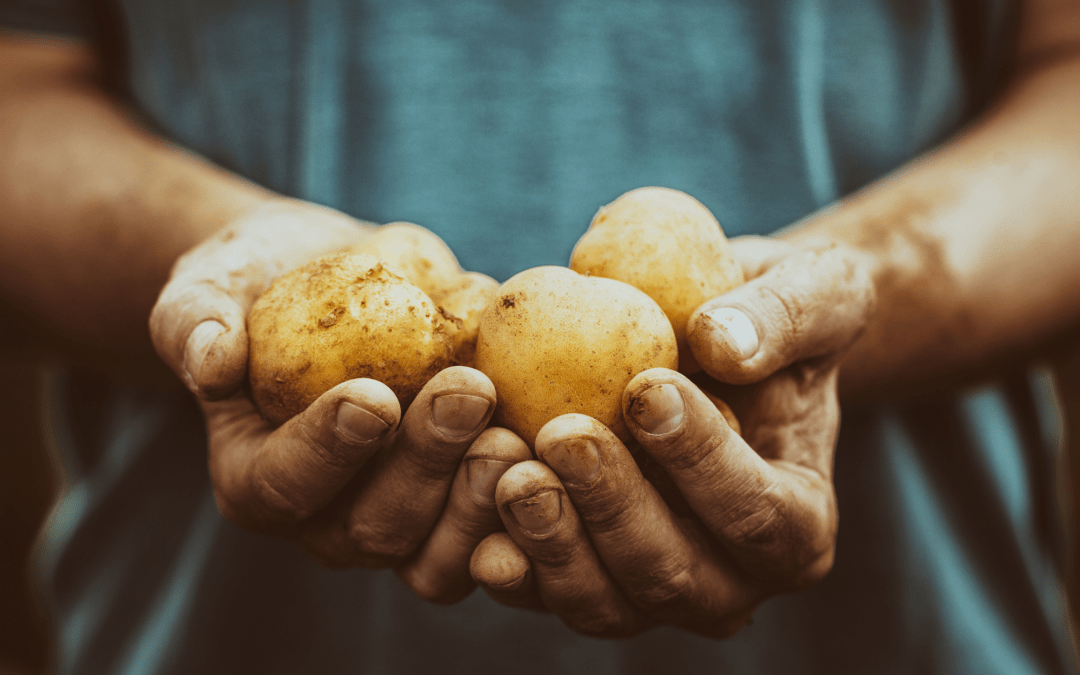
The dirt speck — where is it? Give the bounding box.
[319,307,344,328]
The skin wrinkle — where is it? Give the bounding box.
[720,490,784,552]
[400,436,478,483]
[758,282,802,355]
[295,414,362,472]
[571,475,645,535]
[250,465,314,523]
[835,193,973,397]
[600,500,735,619]
[642,367,839,588]
[744,375,839,471]
[629,565,700,618]
[345,495,405,556]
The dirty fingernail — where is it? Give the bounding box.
[468,459,514,504]
[183,320,225,387]
[433,394,491,438]
[630,384,685,435]
[337,402,389,442]
[539,438,600,484]
[509,490,561,536]
[703,307,759,361]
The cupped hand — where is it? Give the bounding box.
[150,199,522,598]
[469,236,876,638]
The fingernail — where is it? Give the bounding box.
[540,438,600,484]
[630,384,685,435]
[433,394,491,438]
[183,320,225,386]
[703,307,759,361]
[336,402,389,442]
[509,490,561,536]
[468,459,514,504]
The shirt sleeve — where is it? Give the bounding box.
[0,0,95,39]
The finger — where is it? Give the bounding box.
[303,367,496,568]
[149,278,250,399]
[687,240,875,385]
[206,377,400,531]
[470,532,545,611]
[535,414,758,637]
[623,369,838,591]
[396,427,532,604]
[496,461,652,638]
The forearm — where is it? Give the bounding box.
[784,39,1080,399]
[0,33,271,363]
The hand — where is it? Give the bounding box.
[469,237,876,637]
[150,199,521,598]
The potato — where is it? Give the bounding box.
[248,252,456,425]
[350,222,498,366]
[432,272,500,367]
[570,186,744,373]
[474,266,678,448]
[349,222,462,298]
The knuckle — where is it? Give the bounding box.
[628,566,697,615]
[720,481,840,589]
[722,490,788,551]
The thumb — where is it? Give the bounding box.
[149,275,249,400]
[687,241,875,385]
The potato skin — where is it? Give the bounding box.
[475,266,678,448]
[570,186,743,373]
[248,252,455,425]
[350,222,498,367]
[349,222,462,297]
[433,271,500,367]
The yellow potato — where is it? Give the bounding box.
[570,186,744,373]
[248,252,456,425]
[349,222,462,298]
[474,266,678,448]
[350,222,498,366]
[433,272,500,367]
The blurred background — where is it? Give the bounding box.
[1,344,1079,674]
[0,352,54,675]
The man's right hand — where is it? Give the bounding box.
[150,200,528,601]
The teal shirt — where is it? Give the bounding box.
[4,0,1074,673]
